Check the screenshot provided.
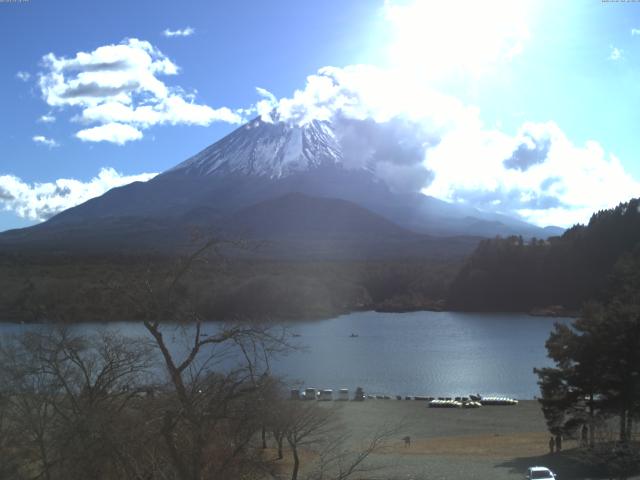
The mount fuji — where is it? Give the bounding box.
[0,117,562,257]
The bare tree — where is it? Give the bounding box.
[266,395,289,460]
[278,400,400,480]
[282,402,336,480]
[0,328,155,480]
[110,238,294,480]
[305,422,400,480]
[2,237,398,480]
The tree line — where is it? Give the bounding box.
[447,198,640,312]
[534,244,640,477]
[0,253,462,323]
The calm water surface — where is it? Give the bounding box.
[0,311,570,399]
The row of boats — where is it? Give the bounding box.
[290,388,518,406]
[428,396,518,408]
[429,399,482,408]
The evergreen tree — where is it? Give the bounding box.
[535,246,640,444]
[448,197,640,311]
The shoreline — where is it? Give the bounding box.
[1,313,553,401]
[0,306,578,324]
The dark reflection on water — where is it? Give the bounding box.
[0,311,570,399]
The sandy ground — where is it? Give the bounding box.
[269,400,640,480]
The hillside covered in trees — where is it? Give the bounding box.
[447,198,640,312]
[0,253,462,323]
[5,198,640,322]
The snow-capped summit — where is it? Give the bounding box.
[170,118,343,179]
[2,115,563,253]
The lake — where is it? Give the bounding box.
[0,310,570,399]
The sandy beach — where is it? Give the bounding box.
[335,399,560,479]
[269,400,639,480]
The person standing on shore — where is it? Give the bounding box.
[580,424,588,448]
[549,436,555,454]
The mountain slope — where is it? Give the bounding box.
[226,192,410,238]
[1,117,561,255]
[220,192,482,260]
[0,192,481,260]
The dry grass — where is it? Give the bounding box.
[384,431,579,458]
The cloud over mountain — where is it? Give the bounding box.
[20,3,640,229]
[253,65,640,227]
[332,115,436,194]
[503,127,551,172]
[425,121,640,227]
[0,168,157,221]
[38,38,244,144]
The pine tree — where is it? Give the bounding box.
[535,246,640,445]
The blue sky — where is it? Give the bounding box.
[1,0,640,231]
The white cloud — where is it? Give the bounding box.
[0,168,157,221]
[256,64,640,227]
[24,7,639,228]
[78,95,242,128]
[16,71,30,82]
[632,28,640,36]
[245,3,639,228]
[76,123,143,145]
[609,46,623,61]
[423,121,640,227]
[38,114,56,123]
[163,27,195,37]
[258,65,478,130]
[32,135,59,148]
[37,38,243,144]
[255,87,278,119]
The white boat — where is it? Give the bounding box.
[428,399,462,408]
[479,396,518,406]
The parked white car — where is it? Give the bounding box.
[526,466,556,479]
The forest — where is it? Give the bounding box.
[534,242,640,477]
[3,198,640,323]
[447,198,640,312]
[0,250,461,323]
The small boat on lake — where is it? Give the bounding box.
[349,333,359,338]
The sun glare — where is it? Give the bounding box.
[384,0,532,81]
